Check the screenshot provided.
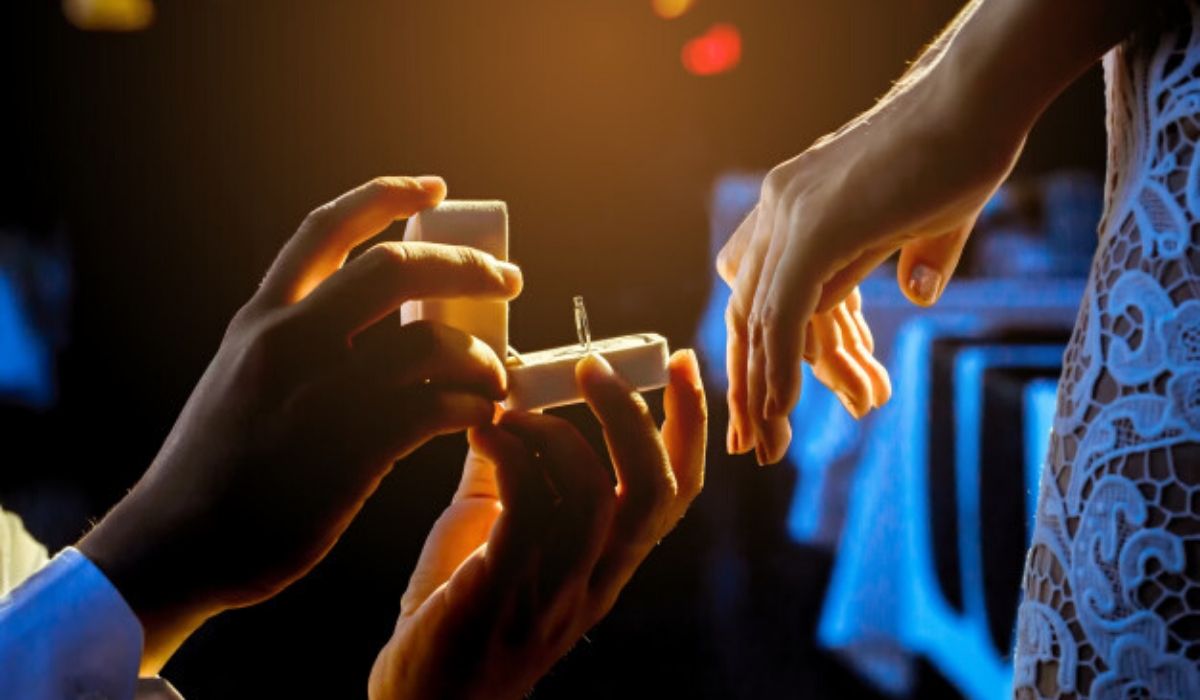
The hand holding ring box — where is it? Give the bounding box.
[400,201,669,411]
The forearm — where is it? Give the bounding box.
[812,0,1151,228]
[935,0,1150,139]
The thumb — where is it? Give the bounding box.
[896,222,973,307]
[399,448,502,617]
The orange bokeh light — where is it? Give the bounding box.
[62,0,154,31]
[652,0,696,20]
[681,23,742,76]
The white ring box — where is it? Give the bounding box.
[401,201,669,411]
[504,333,670,411]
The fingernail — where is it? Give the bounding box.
[496,261,523,290]
[675,348,704,389]
[577,352,615,387]
[908,264,943,305]
[755,444,767,467]
[727,422,739,454]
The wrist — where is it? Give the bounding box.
[78,489,211,675]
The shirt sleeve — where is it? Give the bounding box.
[0,547,143,700]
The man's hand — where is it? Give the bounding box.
[369,350,706,700]
[78,176,524,674]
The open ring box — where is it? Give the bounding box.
[399,201,669,411]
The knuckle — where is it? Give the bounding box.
[253,313,300,358]
[758,300,782,327]
[225,301,260,339]
[452,245,495,276]
[301,201,337,231]
[402,319,445,357]
[746,310,765,344]
[762,168,789,201]
[369,241,412,271]
[235,313,302,384]
[725,302,748,333]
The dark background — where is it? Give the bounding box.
[0,1,1105,697]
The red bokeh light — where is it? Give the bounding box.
[681,23,741,76]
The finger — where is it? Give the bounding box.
[260,176,447,306]
[815,242,896,312]
[755,416,792,466]
[358,388,496,464]
[808,309,865,418]
[724,304,752,455]
[838,298,893,408]
[748,328,768,464]
[496,411,615,591]
[285,383,495,508]
[296,241,522,340]
[813,326,873,420]
[469,425,555,578]
[716,206,758,285]
[577,353,676,530]
[454,443,501,502]
[743,199,776,449]
[731,206,774,453]
[338,319,507,406]
[759,235,820,422]
[749,196,791,432]
[831,304,883,411]
[660,350,707,525]
[896,222,972,307]
[576,354,680,596]
[844,288,874,353]
[400,453,502,616]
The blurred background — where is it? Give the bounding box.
[0,0,1108,697]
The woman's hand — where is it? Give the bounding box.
[78,176,524,673]
[718,51,1024,465]
[369,350,706,700]
[717,0,1153,465]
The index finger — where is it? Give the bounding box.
[576,353,676,546]
[660,349,707,526]
[259,176,447,306]
[295,241,523,339]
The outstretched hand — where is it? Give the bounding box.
[718,69,1025,464]
[370,350,706,700]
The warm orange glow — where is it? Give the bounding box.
[681,23,742,76]
[62,0,154,32]
[652,0,696,20]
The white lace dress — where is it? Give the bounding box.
[1013,4,1200,698]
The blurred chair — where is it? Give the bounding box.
[0,230,71,410]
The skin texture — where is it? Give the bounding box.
[719,0,1155,465]
[78,176,526,674]
[369,350,706,700]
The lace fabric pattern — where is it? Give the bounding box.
[1013,4,1200,698]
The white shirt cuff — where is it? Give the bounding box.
[0,546,143,700]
